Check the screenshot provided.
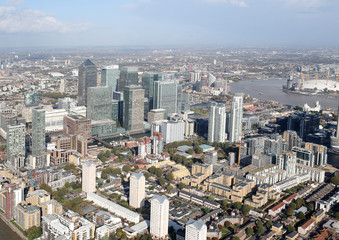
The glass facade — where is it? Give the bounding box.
[101,65,119,92]
[24,90,41,107]
[78,59,97,106]
[123,85,144,133]
[118,67,138,91]
[32,108,46,155]
[153,80,182,116]
[142,73,162,99]
[7,124,25,169]
[87,86,113,121]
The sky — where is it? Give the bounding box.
[0,0,339,48]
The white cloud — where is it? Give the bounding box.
[5,0,25,5]
[0,7,89,33]
[204,0,249,7]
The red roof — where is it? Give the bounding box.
[270,202,285,211]
[301,219,314,229]
[284,193,298,202]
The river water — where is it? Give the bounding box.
[0,217,21,239]
[230,78,338,110]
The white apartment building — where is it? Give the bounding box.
[129,173,145,208]
[150,195,169,239]
[82,161,96,193]
[185,219,207,240]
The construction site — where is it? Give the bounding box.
[283,71,339,95]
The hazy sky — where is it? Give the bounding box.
[0,0,339,48]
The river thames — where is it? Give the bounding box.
[230,78,338,110]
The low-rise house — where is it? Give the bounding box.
[298,219,315,235]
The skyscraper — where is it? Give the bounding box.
[32,108,46,155]
[129,173,145,209]
[118,67,138,91]
[208,102,226,143]
[228,93,243,143]
[6,124,25,170]
[101,65,119,92]
[78,59,98,106]
[123,85,145,133]
[87,86,113,121]
[150,195,169,239]
[153,80,182,116]
[82,161,96,193]
[142,73,162,99]
[185,219,207,240]
[276,152,296,178]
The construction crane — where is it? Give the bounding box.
[301,72,304,83]
[235,142,243,166]
[326,71,329,85]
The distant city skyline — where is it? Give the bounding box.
[0,0,339,48]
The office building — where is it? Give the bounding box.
[228,93,243,142]
[153,80,182,116]
[150,195,169,239]
[123,85,144,133]
[78,59,98,106]
[208,102,226,143]
[101,65,119,91]
[142,73,162,99]
[58,97,77,113]
[87,86,113,121]
[118,67,138,91]
[45,109,68,132]
[32,108,46,155]
[152,119,185,144]
[148,109,166,123]
[63,115,92,139]
[6,124,25,170]
[16,203,41,230]
[24,90,40,107]
[82,161,96,193]
[185,219,207,240]
[91,120,117,138]
[129,173,145,209]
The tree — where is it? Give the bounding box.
[335,212,339,220]
[178,182,185,190]
[144,172,150,180]
[105,150,111,157]
[149,166,156,174]
[159,177,165,186]
[257,225,264,236]
[155,168,163,178]
[218,225,224,231]
[187,148,194,155]
[288,224,295,232]
[246,227,254,236]
[166,172,174,182]
[40,183,52,194]
[232,237,240,240]
[194,145,203,154]
[167,185,174,192]
[296,198,305,209]
[27,226,42,240]
[297,211,305,220]
[224,221,231,228]
[307,203,314,212]
[64,163,75,170]
[242,204,251,216]
[234,202,242,210]
[330,176,339,185]
[122,165,131,172]
[286,207,294,216]
[266,220,272,229]
[101,156,107,162]
[289,203,296,210]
